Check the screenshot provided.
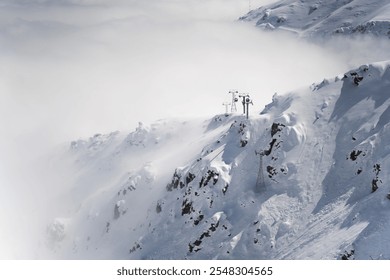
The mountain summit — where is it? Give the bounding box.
[240,0,390,38]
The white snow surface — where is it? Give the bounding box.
[40,60,390,260]
[240,0,390,38]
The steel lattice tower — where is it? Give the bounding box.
[255,150,266,193]
[229,90,238,113]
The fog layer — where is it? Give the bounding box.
[1,0,390,258]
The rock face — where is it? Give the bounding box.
[240,0,390,39]
[43,61,390,260]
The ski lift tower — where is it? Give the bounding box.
[255,150,266,193]
[238,93,253,118]
[244,94,253,119]
[222,102,231,116]
[228,90,239,113]
[238,93,248,115]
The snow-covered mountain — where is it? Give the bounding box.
[42,60,390,260]
[240,0,390,38]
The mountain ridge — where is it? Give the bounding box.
[240,0,390,38]
[43,60,390,260]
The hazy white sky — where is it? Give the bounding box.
[1,0,390,259]
[0,0,348,145]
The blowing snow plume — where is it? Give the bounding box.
[1,0,390,259]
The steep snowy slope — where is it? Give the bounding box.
[240,0,390,38]
[43,61,390,260]
[42,118,231,258]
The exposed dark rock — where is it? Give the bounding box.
[213,174,219,185]
[267,165,277,178]
[189,220,221,252]
[264,139,277,156]
[193,240,202,246]
[181,199,194,216]
[374,163,381,176]
[199,177,205,188]
[184,186,192,196]
[349,150,362,161]
[372,179,379,193]
[199,170,219,188]
[166,169,182,191]
[222,183,229,195]
[340,250,355,260]
[271,123,285,137]
[186,172,196,185]
[353,76,363,86]
[209,221,219,232]
[372,164,382,192]
[129,242,141,254]
[200,231,211,239]
[240,139,248,147]
[194,214,204,226]
[238,122,247,134]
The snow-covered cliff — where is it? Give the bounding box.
[43,61,390,260]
